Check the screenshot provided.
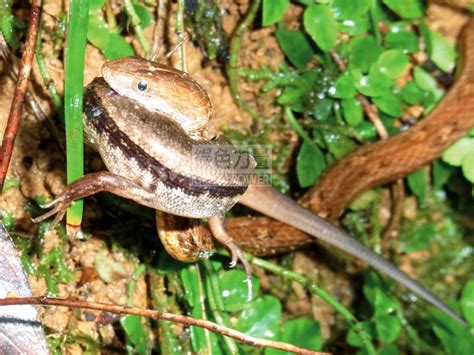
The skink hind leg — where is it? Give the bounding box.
[208,216,253,299]
[32,172,154,228]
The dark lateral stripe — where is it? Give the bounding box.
[83,81,247,198]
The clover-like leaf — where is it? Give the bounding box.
[304,4,338,52]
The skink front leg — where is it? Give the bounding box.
[32,172,156,227]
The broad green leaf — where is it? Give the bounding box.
[407,168,426,202]
[322,130,357,158]
[400,82,424,105]
[385,29,419,54]
[266,319,322,354]
[413,66,437,92]
[355,121,377,141]
[276,29,314,69]
[350,36,383,73]
[374,49,409,79]
[328,73,356,99]
[382,0,424,19]
[373,94,402,117]
[460,280,474,326]
[331,0,371,19]
[346,322,375,347]
[374,288,399,315]
[341,98,363,126]
[304,4,338,52]
[219,269,260,312]
[431,310,474,355]
[442,137,474,167]
[103,33,135,59]
[236,296,282,340]
[133,4,153,28]
[296,140,326,188]
[338,16,370,36]
[363,271,385,307]
[356,67,394,97]
[461,152,474,183]
[420,23,456,72]
[433,159,454,189]
[263,0,290,26]
[375,315,401,343]
[312,98,334,120]
[87,12,134,59]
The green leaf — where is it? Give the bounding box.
[382,0,424,19]
[296,141,326,188]
[236,296,282,340]
[350,36,383,73]
[433,159,454,189]
[331,0,371,19]
[133,4,153,28]
[406,168,426,203]
[276,29,314,69]
[102,33,135,60]
[304,4,338,52]
[219,269,260,312]
[400,82,424,105]
[120,315,150,355]
[374,49,409,79]
[461,152,474,183]
[341,98,363,126]
[338,16,369,36]
[263,0,290,26]
[385,29,419,54]
[266,319,322,354]
[321,130,357,159]
[87,12,134,60]
[312,98,334,120]
[374,288,399,315]
[413,66,437,92]
[356,67,394,97]
[420,23,456,73]
[460,280,474,327]
[431,309,474,355]
[355,121,377,141]
[372,94,402,117]
[442,137,474,167]
[375,315,401,343]
[328,73,356,99]
[363,271,385,307]
[346,322,375,347]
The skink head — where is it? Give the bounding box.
[102,57,212,136]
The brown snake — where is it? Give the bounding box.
[230,16,474,256]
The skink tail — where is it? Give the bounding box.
[240,184,467,326]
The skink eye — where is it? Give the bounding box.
[137,80,148,91]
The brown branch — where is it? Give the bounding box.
[0,0,42,191]
[0,297,329,354]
